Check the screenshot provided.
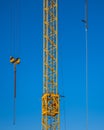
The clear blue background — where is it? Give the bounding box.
[0,0,104,130]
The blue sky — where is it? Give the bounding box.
[0,0,104,130]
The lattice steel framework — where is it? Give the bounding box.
[42,0,60,130]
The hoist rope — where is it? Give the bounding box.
[60,37,67,130]
[61,58,66,130]
[10,0,20,57]
[13,97,16,125]
[13,64,16,125]
[10,0,14,57]
[82,0,88,129]
[85,0,88,130]
[85,28,88,130]
[10,0,20,125]
[15,0,20,57]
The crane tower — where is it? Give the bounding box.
[42,0,60,129]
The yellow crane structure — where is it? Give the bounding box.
[42,0,60,129]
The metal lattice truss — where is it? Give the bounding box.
[43,0,58,94]
[42,94,59,130]
[42,0,60,129]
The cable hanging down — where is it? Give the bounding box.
[10,0,21,125]
[82,0,88,130]
[10,57,20,125]
[60,40,67,130]
[85,1,88,130]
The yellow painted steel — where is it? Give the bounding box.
[15,58,20,64]
[10,56,20,64]
[42,93,59,116]
[10,57,15,63]
[42,0,60,129]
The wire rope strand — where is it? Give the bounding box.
[61,52,67,130]
[10,0,12,56]
[85,28,88,130]
[15,0,20,57]
[63,98,67,130]
[59,30,67,130]
[13,97,16,125]
[85,0,88,130]
[13,64,16,125]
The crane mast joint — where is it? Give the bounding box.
[42,93,59,116]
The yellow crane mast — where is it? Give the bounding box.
[42,0,60,129]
